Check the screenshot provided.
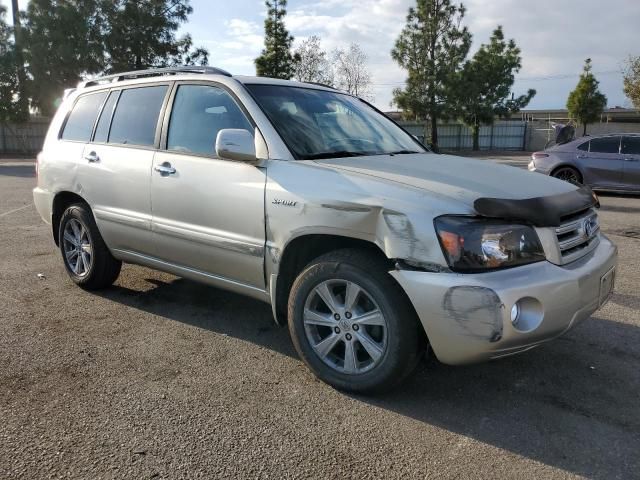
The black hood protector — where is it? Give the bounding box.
[473,185,597,227]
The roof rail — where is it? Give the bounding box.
[305,82,338,90]
[80,66,232,88]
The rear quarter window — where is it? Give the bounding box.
[61,92,108,142]
[93,91,120,143]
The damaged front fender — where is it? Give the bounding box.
[264,159,468,281]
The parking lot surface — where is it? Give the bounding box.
[1,158,639,479]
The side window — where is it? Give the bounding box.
[61,92,108,142]
[109,85,168,147]
[621,136,640,155]
[589,136,621,154]
[167,84,253,156]
[577,141,589,151]
[93,91,119,143]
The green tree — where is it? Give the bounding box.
[567,58,607,136]
[10,0,28,117]
[22,0,207,116]
[101,0,207,72]
[255,0,297,79]
[391,0,471,151]
[623,55,640,109]
[456,26,535,150]
[0,5,28,123]
[22,0,105,116]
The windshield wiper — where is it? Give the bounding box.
[303,151,372,160]
[388,150,420,155]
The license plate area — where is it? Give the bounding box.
[599,267,615,307]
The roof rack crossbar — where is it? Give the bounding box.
[80,66,232,88]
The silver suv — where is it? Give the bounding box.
[34,67,617,392]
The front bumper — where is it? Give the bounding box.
[391,234,617,365]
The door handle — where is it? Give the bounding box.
[154,163,176,175]
[84,151,99,163]
[623,157,638,162]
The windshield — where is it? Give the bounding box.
[245,84,426,160]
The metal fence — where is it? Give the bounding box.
[0,118,50,156]
[0,117,531,156]
[399,120,528,151]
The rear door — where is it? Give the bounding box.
[77,83,171,254]
[578,136,623,188]
[621,136,640,191]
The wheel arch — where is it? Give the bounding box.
[51,191,90,246]
[271,234,393,324]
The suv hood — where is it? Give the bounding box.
[315,153,576,206]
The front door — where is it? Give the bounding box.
[151,83,266,289]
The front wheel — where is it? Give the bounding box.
[59,203,122,290]
[288,249,423,393]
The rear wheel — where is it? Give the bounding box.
[288,249,423,393]
[552,166,582,185]
[59,203,121,290]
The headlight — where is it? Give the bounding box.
[434,216,545,272]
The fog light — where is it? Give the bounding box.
[510,303,520,325]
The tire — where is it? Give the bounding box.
[288,249,423,393]
[551,166,582,185]
[58,203,121,290]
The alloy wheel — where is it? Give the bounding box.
[553,167,581,184]
[303,279,388,375]
[62,218,93,277]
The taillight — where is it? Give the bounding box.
[532,152,549,160]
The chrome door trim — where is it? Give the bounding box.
[111,248,270,302]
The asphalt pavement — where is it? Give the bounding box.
[1,158,638,479]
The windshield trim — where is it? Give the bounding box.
[243,83,429,160]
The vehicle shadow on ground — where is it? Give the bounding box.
[97,275,640,479]
[0,164,35,178]
[101,276,298,358]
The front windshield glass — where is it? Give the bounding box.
[245,84,426,160]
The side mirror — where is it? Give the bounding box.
[215,129,256,162]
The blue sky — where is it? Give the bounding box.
[4,0,638,110]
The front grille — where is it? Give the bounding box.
[554,208,599,264]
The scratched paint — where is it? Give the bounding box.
[442,286,504,342]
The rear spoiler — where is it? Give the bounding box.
[474,185,598,227]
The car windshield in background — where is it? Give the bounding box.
[245,84,425,160]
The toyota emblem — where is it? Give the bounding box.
[584,217,598,238]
